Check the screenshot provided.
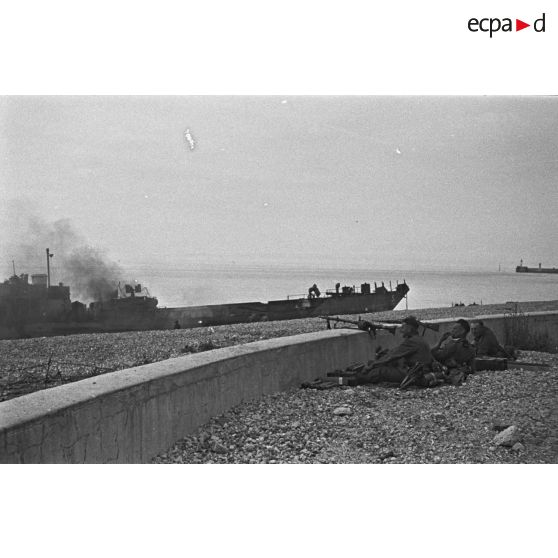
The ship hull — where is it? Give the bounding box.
[516,266,558,274]
[163,288,407,329]
[0,286,408,338]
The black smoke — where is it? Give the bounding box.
[1,199,125,302]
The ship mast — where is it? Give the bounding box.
[46,248,54,288]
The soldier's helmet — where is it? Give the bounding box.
[402,315,420,330]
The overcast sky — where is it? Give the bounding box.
[1,95,556,276]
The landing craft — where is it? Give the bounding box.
[0,266,409,339]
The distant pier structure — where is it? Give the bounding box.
[515,259,558,274]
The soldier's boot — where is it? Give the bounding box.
[399,363,424,389]
[504,345,516,360]
[446,366,468,386]
[419,371,445,388]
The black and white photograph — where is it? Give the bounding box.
[1,2,556,557]
[2,94,556,465]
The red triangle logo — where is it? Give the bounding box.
[516,19,530,31]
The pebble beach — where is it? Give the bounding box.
[152,349,558,464]
[2,299,557,403]
[1,299,557,464]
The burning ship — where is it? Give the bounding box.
[0,272,159,338]
[0,256,409,339]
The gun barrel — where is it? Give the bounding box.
[367,323,398,335]
[379,319,439,332]
[319,316,359,326]
[319,316,399,334]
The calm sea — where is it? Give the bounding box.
[130,265,558,310]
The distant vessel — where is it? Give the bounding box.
[0,269,409,339]
[515,259,558,274]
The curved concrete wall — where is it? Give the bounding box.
[0,329,381,463]
[1,311,557,463]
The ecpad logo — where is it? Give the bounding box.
[468,13,546,37]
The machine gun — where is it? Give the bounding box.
[320,316,397,336]
[378,318,440,335]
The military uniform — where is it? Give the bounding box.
[473,325,508,357]
[431,337,475,368]
[428,336,475,386]
[360,334,434,385]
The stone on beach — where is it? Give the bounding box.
[333,406,352,416]
[493,426,521,447]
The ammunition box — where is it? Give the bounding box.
[473,357,508,371]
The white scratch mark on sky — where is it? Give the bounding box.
[184,129,196,151]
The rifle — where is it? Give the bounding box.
[320,316,397,336]
[378,318,440,334]
[507,361,550,370]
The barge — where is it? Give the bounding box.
[0,272,409,339]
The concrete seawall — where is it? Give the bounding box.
[1,311,557,463]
